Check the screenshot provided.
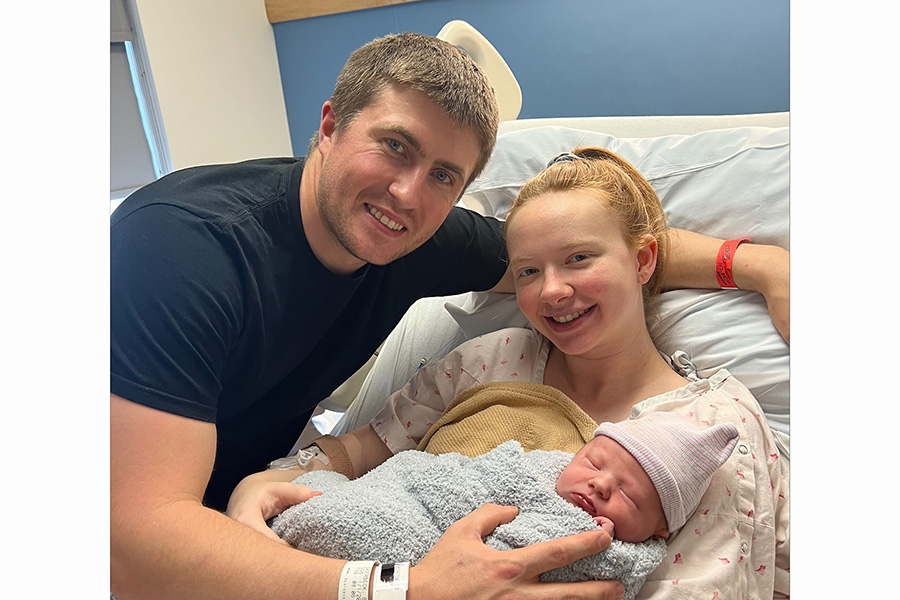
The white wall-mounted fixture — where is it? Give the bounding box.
[437,20,522,121]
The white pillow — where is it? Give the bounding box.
[455,125,790,437]
[463,125,789,249]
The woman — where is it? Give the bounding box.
[230,148,789,599]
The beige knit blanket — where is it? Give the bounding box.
[416,381,598,456]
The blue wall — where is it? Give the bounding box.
[273,0,789,155]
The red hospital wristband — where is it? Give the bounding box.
[715,238,751,289]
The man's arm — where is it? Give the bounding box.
[113,396,623,600]
[110,394,342,599]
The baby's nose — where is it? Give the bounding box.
[589,473,614,499]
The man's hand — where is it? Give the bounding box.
[227,476,323,543]
[409,504,624,600]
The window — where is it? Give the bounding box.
[110,0,171,212]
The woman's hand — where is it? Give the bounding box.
[226,473,322,543]
[733,243,790,343]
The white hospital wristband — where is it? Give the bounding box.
[338,560,377,600]
[372,562,409,600]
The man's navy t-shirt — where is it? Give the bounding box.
[110,158,508,509]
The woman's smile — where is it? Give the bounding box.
[547,306,593,324]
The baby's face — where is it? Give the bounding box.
[556,436,669,543]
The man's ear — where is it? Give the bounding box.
[317,100,338,157]
[636,234,659,285]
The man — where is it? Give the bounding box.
[111,32,788,599]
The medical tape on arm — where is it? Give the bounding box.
[309,435,355,479]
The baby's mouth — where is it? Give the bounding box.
[572,492,597,516]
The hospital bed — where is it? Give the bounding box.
[303,23,790,458]
[307,109,790,457]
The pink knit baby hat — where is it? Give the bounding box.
[594,412,739,532]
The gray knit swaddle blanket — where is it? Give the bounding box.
[271,440,666,599]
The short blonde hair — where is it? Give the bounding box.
[504,147,669,303]
[309,32,500,187]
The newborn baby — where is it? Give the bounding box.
[270,412,738,599]
[558,413,738,541]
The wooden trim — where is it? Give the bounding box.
[265,0,426,23]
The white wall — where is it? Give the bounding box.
[133,0,293,170]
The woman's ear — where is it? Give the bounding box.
[636,234,659,285]
[317,100,338,157]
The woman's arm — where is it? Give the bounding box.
[227,423,392,537]
[662,229,790,343]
